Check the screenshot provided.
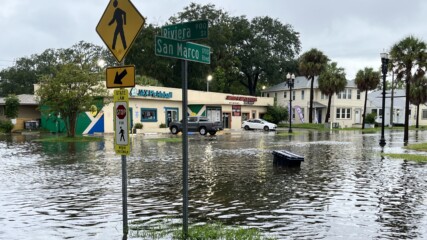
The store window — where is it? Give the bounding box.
[141,108,157,122]
[301,90,305,100]
[357,90,361,100]
[292,90,296,100]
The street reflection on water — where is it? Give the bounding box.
[0,130,426,239]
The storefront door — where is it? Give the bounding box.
[165,108,179,127]
[222,112,231,128]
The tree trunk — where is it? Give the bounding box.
[325,94,332,123]
[362,90,368,129]
[309,76,314,123]
[416,103,420,128]
[404,79,410,142]
[68,112,77,137]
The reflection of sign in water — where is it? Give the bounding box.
[295,105,305,123]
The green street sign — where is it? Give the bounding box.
[161,20,208,41]
[155,36,210,64]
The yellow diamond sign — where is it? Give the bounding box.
[96,0,145,63]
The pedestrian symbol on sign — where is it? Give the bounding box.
[109,0,127,50]
[119,126,125,141]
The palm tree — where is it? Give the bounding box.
[409,76,427,128]
[299,48,329,123]
[318,62,347,123]
[390,36,427,142]
[355,67,380,129]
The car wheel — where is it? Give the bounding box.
[208,131,217,135]
[244,125,250,130]
[170,126,179,134]
[263,126,269,131]
[199,127,207,135]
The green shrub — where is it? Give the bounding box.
[0,119,14,133]
[365,112,376,124]
[159,123,167,128]
[134,123,143,129]
[263,105,288,124]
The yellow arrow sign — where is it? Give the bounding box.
[106,65,135,88]
[96,0,145,63]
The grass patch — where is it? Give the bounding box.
[33,135,103,142]
[405,142,427,152]
[361,128,378,133]
[145,137,182,143]
[130,220,276,240]
[278,123,325,130]
[383,153,427,162]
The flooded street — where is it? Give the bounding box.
[1,129,427,239]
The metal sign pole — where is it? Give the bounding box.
[121,59,128,238]
[181,59,189,238]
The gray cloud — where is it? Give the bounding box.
[1,0,426,79]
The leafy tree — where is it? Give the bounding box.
[4,94,20,119]
[163,3,301,95]
[409,76,427,128]
[36,64,107,137]
[318,62,347,123]
[390,36,427,142]
[298,48,329,123]
[126,24,178,87]
[0,58,38,97]
[135,75,163,86]
[355,67,380,129]
[168,3,242,92]
[232,16,301,95]
[0,41,110,97]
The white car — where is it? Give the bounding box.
[242,119,277,131]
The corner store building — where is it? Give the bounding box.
[101,85,274,133]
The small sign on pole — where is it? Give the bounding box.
[161,20,208,41]
[106,65,135,88]
[114,89,130,155]
[155,36,211,64]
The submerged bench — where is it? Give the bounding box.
[272,150,304,167]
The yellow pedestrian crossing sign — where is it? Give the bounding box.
[96,0,145,63]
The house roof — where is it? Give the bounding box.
[263,76,357,92]
[367,89,406,108]
[0,94,38,105]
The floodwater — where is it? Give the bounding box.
[0,129,427,240]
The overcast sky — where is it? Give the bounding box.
[1,0,427,79]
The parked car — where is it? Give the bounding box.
[242,119,277,131]
[169,116,223,135]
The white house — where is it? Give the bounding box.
[262,76,365,128]
[367,89,427,126]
